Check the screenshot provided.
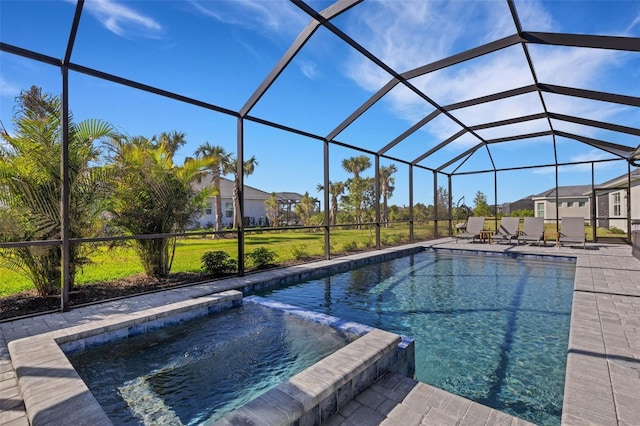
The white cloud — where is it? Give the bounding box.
[189,0,307,37]
[298,60,319,80]
[340,0,634,156]
[0,76,20,98]
[82,0,163,38]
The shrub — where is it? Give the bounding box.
[609,226,626,235]
[291,244,311,261]
[342,240,358,251]
[362,237,375,248]
[246,247,277,269]
[201,251,237,275]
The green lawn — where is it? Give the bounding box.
[0,224,436,298]
[0,220,625,298]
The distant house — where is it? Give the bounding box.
[501,195,534,216]
[274,191,306,225]
[531,185,591,223]
[594,168,640,230]
[192,177,306,228]
[528,168,640,229]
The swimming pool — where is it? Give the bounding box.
[67,302,356,425]
[258,249,575,425]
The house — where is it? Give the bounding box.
[192,176,306,228]
[528,168,640,230]
[501,195,534,216]
[531,185,591,223]
[594,168,640,231]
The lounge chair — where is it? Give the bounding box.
[454,217,485,243]
[559,217,586,248]
[517,217,544,246]
[492,217,520,244]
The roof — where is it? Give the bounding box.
[274,192,305,203]
[533,185,592,199]
[193,176,271,201]
[595,168,640,189]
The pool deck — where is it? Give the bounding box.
[1,238,639,425]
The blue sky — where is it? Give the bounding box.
[1,0,639,209]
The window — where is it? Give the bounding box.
[567,201,574,207]
[613,193,621,216]
[204,203,212,216]
[579,201,586,207]
[536,202,544,218]
[225,202,234,218]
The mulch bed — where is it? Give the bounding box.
[0,272,211,321]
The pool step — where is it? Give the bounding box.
[215,329,405,426]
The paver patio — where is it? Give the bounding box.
[1,238,639,425]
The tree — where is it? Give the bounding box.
[226,155,258,229]
[0,86,117,296]
[436,185,450,219]
[265,192,280,227]
[341,155,371,178]
[105,138,212,277]
[317,180,345,226]
[153,130,186,157]
[473,190,493,217]
[379,164,397,226]
[342,155,373,228]
[295,192,318,227]
[194,143,232,236]
[414,203,429,222]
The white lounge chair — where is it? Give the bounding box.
[492,217,520,244]
[517,217,544,246]
[559,217,586,248]
[454,217,485,243]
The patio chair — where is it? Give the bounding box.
[492,217,520,244]
[559,217,586,248]
[454,216,485,243]
[517,217,544,246]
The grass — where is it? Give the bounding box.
[0,224,436,298]
[0,219,627,298]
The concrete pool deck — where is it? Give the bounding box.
[1,238,639,425]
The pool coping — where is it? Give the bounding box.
[8,290,416,426]
[424,239,640,426]
[8,290,243,425]
[2,240,639,425]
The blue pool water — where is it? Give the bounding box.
[68,303,354,425]
[258,250,575,425]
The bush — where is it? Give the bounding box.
[362,237,375,248]
[510,209,534,218]
[246,247,277,269]
[342,240,358,251]
[291,244,311,261]
[201,251,237,275]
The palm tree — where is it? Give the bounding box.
[265,192,280,227]
[194,143,232,236]
[295,192,318,227]
[317,181,345,226]
[341,155,371,178]
[225,155,258,229]
[342,155,372,228]
[106,138,212,277]
[154,130,186,156]
[379,164,397,227]
[0,86,117,296]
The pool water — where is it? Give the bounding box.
[258,250,575,425]
[67,303,354,425]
